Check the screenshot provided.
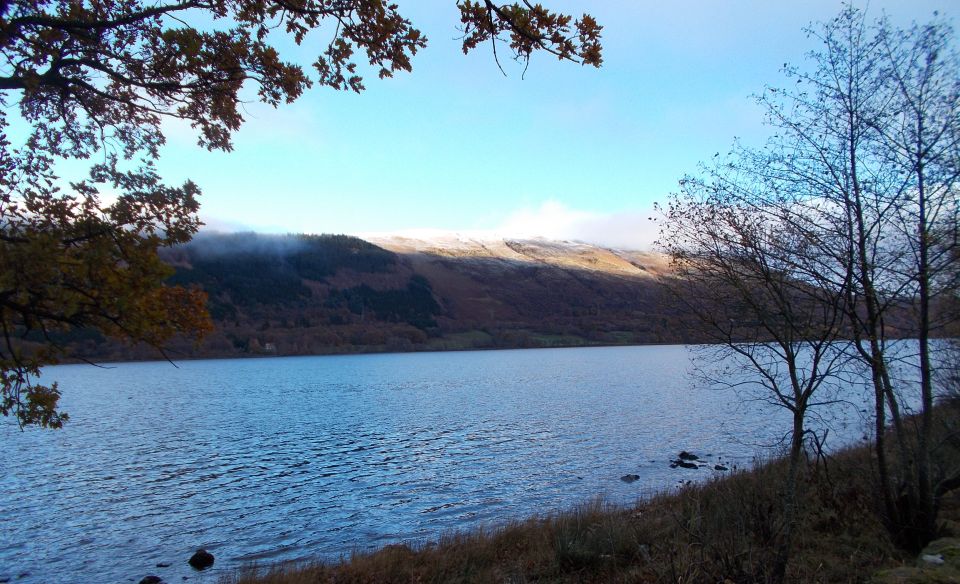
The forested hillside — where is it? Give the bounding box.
[61,232,694,362]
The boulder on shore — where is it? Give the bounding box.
[870,537,960,583]
[188,549,215,571]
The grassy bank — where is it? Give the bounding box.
[224,403,960,584]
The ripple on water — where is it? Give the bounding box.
[0,345,876,584]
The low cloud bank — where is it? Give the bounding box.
[199,200,660,252]
[494,201,658,250]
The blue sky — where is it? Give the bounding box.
[151,1,955,248]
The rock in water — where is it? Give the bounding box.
[620,474,640,483]
[188,549,215,571]
[678,451,699,461]
[139,576,164,584]
[714,464,729,471]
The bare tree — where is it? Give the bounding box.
[779,10,960,546]
[873,17,960,542]
[749,7,914,540]
[658,179,849,583]
[660,3,960,561]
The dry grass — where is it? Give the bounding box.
[223,402,960,584]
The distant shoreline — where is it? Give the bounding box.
[56,334,942,369]
[56,338,690,368]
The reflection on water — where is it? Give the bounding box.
[0,345,872,583]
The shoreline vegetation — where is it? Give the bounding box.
[222,401,960,584]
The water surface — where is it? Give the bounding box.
[0,345,872,583]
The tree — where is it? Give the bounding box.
[872,17,960,542]
[659,3,960,562]
[754,8,960,547]
[746,7,914,542]
[659,159,850,584]
[0,0,603,428]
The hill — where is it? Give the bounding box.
[60,232,693,362]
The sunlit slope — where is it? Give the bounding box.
[367,234,676,344]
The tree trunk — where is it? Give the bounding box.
[916,142,935,546]
[847,115,902,532]
[772,408,805,584]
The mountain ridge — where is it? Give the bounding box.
[53,233,691,362]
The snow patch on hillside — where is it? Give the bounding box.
[363,232,669,278]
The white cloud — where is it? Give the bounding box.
[494,200,658,251]
[199,201,661,251]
